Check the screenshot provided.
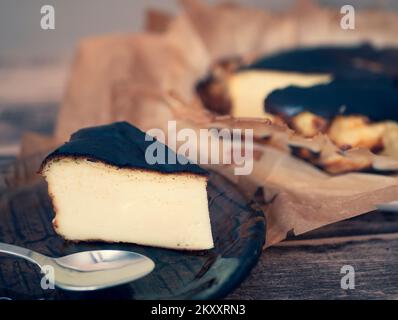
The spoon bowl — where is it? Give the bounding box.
[0,243,155,291]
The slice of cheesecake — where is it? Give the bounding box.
[40,122,213,250]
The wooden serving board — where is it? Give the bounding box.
[0,153,265,300]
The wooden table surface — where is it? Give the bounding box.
[1,103,398,300]
[229,211,398,299]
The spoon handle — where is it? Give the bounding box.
[0,242,44,267]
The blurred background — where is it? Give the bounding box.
[0,0,395,61]
[0,0,396,165]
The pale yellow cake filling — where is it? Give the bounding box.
[228,70,332,118]
[42,158,213,250]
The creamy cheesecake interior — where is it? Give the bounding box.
[228,70,331,118]
[43,158,214,250]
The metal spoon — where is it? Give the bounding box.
[0,242,155,291]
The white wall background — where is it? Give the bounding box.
[0,0,396,61]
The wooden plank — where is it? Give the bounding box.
[228,235,398,299]
[0,153,44,192]
[0,145,19,156]
[287,210,398,240]
[0,156,15,168]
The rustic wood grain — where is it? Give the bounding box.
[225,201,398,299]
[228,234,398,300]
[0,103,57,144]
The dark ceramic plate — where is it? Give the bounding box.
[0,154,265,300]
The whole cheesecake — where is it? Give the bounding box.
[197,45,398,161]
[40,122,214,250]
[197,44,398,119]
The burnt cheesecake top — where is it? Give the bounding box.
[196,44,398,117]
[244,44,398,122]
[266,77,398,122]
[245,44,398,78]
[41,121,208,176]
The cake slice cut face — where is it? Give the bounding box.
[40,122,213,250]
[228,70,331,118]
